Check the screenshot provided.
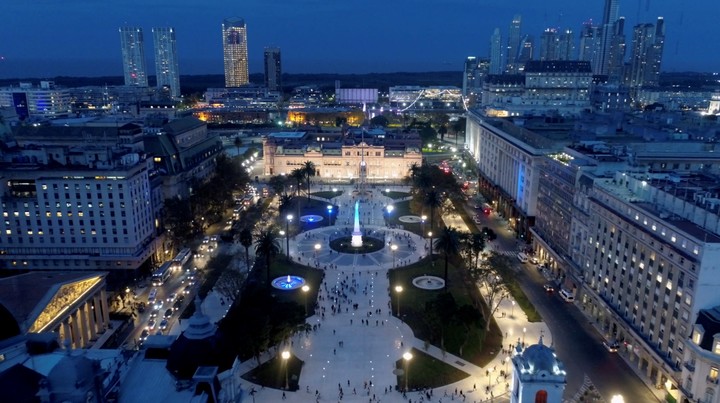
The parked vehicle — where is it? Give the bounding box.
[603,340,620,353]
[517,252,529,263]
[559,289,575,302]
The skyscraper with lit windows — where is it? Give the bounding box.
[222,17,249,87]
[489,28,503,74]
[119,27,148,87]
[152,27,180,98]
[264,47,282,92]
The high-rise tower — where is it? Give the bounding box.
[606,17,626,83]
[557,29,575,60]
[264,47,282,92]
[152,27,180,98]
[222,17,249,87]
[489,28,503,74]
[119,27,148,87]
[598,0,621,75]
[539,28,558,61]
[579,21,601,67]
[628,17,664,89]
[517,35,534,66]
[505,15,522,73]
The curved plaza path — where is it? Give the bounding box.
[234,186,551,403]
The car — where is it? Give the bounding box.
[153,300,164,310]
[150,309,159,318]
[183,285,192,295]
[177,295,185,304]
[530,256,540,265]
[210,235,218,242]
[139,329,149,342]
[147,319,156,329]
[164,308,173,319]
[559,289,575,302]
[603,340,620,353]
[159,319,169,330]
[173,299,183,311]
[202,236,210,244]
[136,302,146,313]
[543,284,555,293]
[166,293,177,302]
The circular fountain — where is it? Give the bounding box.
[412,275,445,290]
[271,275,307,290]
[299,215,324,223]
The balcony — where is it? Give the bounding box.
[707,376,719,385]
[684,361,695,372]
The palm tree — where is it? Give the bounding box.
[233,136,243,157]
[434,225,462,290]
[302,161,316,202]
[289,168,305,198]
[424,189,443,236]
[254,228,281,288]
[466,233,486,269]
[239,227,253,271]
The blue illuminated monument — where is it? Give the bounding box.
[351,200,363,247]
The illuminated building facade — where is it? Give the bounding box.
[264,47,282,92]
[681,306,720,402]
[489,28,503,75]
[119,27,148,87]
[286,107,364,127]
[388,86,463,111]
[0,81,71,119]
[505,15,522,74]
[222,17,249,87]
[152,27,181,98]
[0,271,110,349]
[0,151,161,272]
[262,129,422,181]
[628,17,665,90]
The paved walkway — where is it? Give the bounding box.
[221,185,550,402]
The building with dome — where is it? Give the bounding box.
[510,337,567,403]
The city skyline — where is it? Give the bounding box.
[0,0,717,79]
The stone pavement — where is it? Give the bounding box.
[216,185,550,402]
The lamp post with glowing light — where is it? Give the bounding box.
[314,243,321,261]
[421,215,427,237]
[610,395,624,403]
[281,350,290,390]
[326,205,333,227]
[487,366,494,389]
[403,352,413,391]
[395,285,403,318]
[302,285,310,315]
[279,230,285,254]
[391,244,398,268]
[522,327,526,345]
[285,215,293,260]
[511,300,515,318]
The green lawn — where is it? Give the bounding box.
[310,190,342,200]
[241,353,304,391]
[388,257,502,366]
[381,190,411,200]
[385,200,440,236]
[506,278,542,322]
[395,348,470,391]
[265,258,324,314]
[282,197,338,231]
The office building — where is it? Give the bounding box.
[222,17,249,87]
[119,27,148,87]
[598,0,620,75]
[681,306,720,402]
[152,27,181,98]
[579,21,601,66]
[463,56,478,97]
[628,18,665,90]
[489,28,503,74]
[264,47,282,92]
[578,171,720,392]
[506,15,522,73]
[539,28,558,61]
[606,18,627,84]
[0,81,71,119]
[518,35,534,66]
[557,29,575,61]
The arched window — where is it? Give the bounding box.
[535,390,548,403]
[703,388,714,403]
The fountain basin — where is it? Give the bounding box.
[412,275,445,290]
[271,275,307,290]
[299,215,324,223]
[329,236,384,254]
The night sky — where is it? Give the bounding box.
[0,0,717,78]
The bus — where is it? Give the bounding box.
[151,262,173,286]
[172,248,192,270]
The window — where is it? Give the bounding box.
[535,390,548,403]
[704,387,715,403]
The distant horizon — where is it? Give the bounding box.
[1,1,718,80]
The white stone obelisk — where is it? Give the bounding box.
[351,200,363,247]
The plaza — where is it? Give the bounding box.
[228,186,551,402]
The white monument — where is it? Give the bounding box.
[510,337,566,403]
[351,200,363,247]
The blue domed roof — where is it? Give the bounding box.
[517,337,565,377]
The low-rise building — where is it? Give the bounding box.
[681,306,720,402]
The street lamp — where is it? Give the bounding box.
[391,244,398,268]
[428,231,433,256]
[395,285,403,318]
[281,350,291,390]
[487,367,494,389]
[403,352,413,391]
[504,356,510,374]
[522,327,526,345]
[285,214,293,260]
[421,215,427,236]
[326,205,333,227]
[301,285,310,315]
[279,230,285,254]
[511,300,515,318]
[314,243,321,260]
[610,395,624,403]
